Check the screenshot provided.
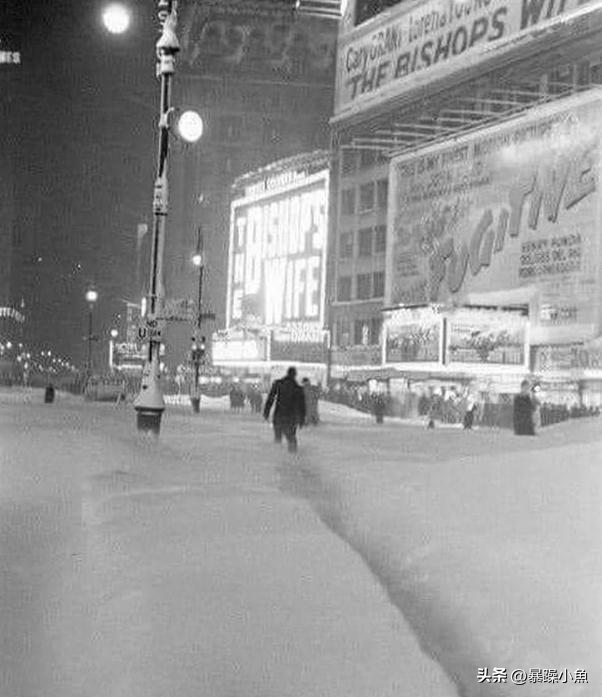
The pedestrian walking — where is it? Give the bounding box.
[263,367,306,453]
[463,392,477,430]
[301,378,320,425]
[371,392,386,424]
[513,379,536,435]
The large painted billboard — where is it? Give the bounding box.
[387,91,602,345]
[334,0,598,119]
[226,170,329,334]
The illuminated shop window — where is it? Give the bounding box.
[356,273,372,300]
[358,227,373,257]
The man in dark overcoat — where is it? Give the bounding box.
[263,367,306,453]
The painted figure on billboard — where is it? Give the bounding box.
[388,92,602,345]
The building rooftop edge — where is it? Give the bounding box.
[232,149,331,190]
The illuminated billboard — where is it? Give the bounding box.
[334,0,598,120]
[226,169,329,333]
[387,91,602,345]
[384,306,443,365]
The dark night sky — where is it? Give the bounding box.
[10,0,161,363]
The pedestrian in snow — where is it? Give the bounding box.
[531,384,542,433]
[371,392,386,424]
[263,367,306,453]
[513,379,536,435]
[301,378,320,425]
[463,392,477,430]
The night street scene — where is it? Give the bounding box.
[1,1,602,696]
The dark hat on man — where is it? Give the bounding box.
[286,366,297,379]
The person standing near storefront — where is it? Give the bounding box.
[263,367,306,453]
[513,380,536,436]
[463,391,477,430]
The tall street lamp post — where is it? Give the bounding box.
[190,228,205,413]
[85,289,98,379]
[133,1,180,434]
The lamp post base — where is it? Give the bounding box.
[135,408,163,435]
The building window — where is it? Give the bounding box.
[358,227,373,257]
[339,232,353,258]
[359,182,375,212]
[356,0,406,26]
[359,149,376,169]
[370,317,382,344]
[262,119,283,144]
[357,273,372,300]
[337,276,352,302]
[353,319,370,346]
[341,188,355,215]
[341,150,356,176]
[374,224,387,253]
[377,179,388,210]
[335,318,351,347]
[372,271,385,298]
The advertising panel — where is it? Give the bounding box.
[212,337,267,363]
[384,306,443,364]
[334,0,596,119]
[446,308,527,366]
[387,92,602,345]
[533,342,602,373]
[270,325,328,364]
[226,170,329,333]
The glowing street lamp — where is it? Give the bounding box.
[102,3,131,34]
[109,328,119,372]
[177,110,204,143]
[85,289,98,378]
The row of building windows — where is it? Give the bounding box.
[341,147,388,174]
[339,224,386,258]
[337,271,385,301]
[341,179,388,215]
[335,316,382,347]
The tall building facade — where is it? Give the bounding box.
[327,0,602,404]
[163,0,337,368]
[0,5,24,367]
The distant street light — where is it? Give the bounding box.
[177,110,204,143]
[85,289,98,379]
[102,3,131,34]
[109,329,119,372]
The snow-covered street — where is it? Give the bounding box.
[1,388,600,697]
